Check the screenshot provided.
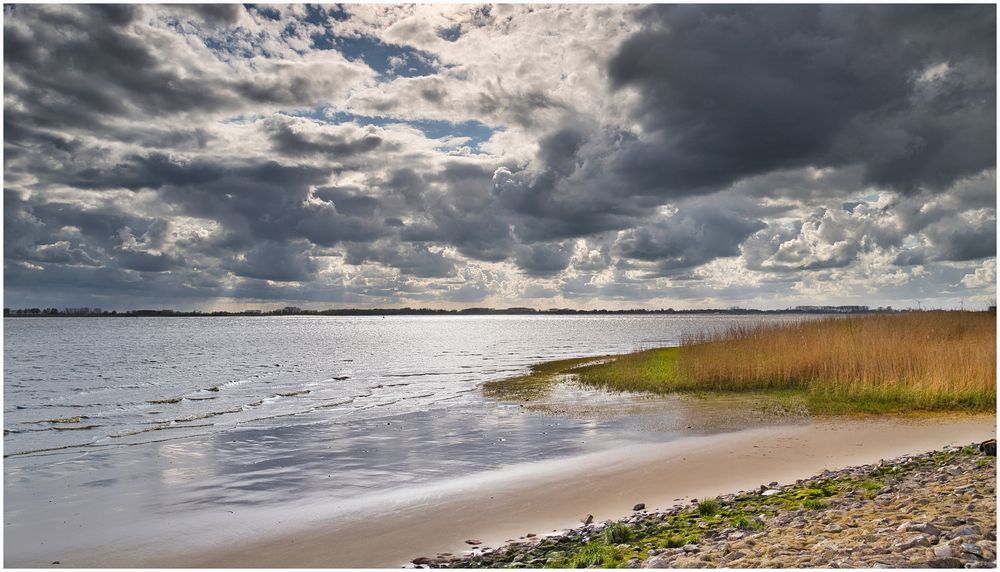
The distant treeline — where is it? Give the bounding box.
[4,305,906,318]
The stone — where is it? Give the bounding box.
[644,556,673,568]
[924,557,966,568]
[933,544,954,558]
[671,556,705,569]
[901,522,942,536]
[464,539,482,545]
[761,489,781,496]
[724,551,747,563]
[582,514,594,525]
[978,439,996,456]
[892,535,931,551]
[633,503,646,511]
[948,525,980,538]
[825,524,845,533]
[961,543,985,558]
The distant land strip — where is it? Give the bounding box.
[4,305,976,318]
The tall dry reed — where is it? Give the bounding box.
[676,312,996,411]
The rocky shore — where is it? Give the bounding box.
[409,442,996,569]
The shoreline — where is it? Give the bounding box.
[451,440,997,568]
[46,414,994,568]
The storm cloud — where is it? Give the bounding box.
[4,4,995,310]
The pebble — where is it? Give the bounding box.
[963,543,985,558]
[933,544,954,558]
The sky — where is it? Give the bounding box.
[3,4,997,311]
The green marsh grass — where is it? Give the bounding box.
[481,355,611,401]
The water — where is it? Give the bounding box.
[4,314,808,565]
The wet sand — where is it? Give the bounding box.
[107,415,995,568]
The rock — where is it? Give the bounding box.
[464,539,482,546]
[633,503,646,511]
[682,544,699,553]
[725,550,747,562]
[582,514,594,525]
[978,439,996,456]
[412,557,435,565]
[825,524,845,533]
[961,543,985,558]
[671,556,705,569]
[761,489,781,496]
[948,525,980,539]
[933,544,954,558]
[644,555,673,568]
[925,557,966,568]
[892,535,931,551]
[525,533,536,538]
[900,522,942,536]
[954,484,976,495]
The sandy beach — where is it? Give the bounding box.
[66,415,986,568]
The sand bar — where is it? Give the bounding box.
[78,415,992,568]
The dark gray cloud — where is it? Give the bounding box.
[229,241,319,282]
[614,201,766,275]
[607,5,995,196]
[514,242,573,276]
[344,242,456,278]
[266,120,385,158]
[3,4,363,139]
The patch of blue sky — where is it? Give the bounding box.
[314,34,441,79]
[239,5,441,78]
[301,4,349,25]
[200,31,269,59]
[245,4,281,21]
[281,108,500,151]
[437,23,463,42]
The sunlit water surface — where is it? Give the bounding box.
[4,315,811,564]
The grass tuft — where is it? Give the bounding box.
[566,542,626,568]
[731,514,766,531]
[801,499,830,510]
[602,522,633,544]
[697,498,721,516]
